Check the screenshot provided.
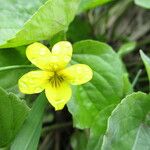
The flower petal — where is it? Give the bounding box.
[45,82,72,110]
[59,64,93,85]
[48,55,71,71]
[26,42,52,70]
[51,41,73,67]
[52,41,73,57]
[19,70,53,94]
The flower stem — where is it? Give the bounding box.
[0,65,36,72]
[42,122,72,134]
[132,69,142,88]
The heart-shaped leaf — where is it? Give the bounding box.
[67,40,132,149]
[0,88,29,147]
[102,92,150,150]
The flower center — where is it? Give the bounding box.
[49,72,64,88]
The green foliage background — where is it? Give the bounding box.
[0,0,150,149]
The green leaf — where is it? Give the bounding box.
[0,48,32,90]
[123,73,133,96]
[140,50,150,81]
[68,40,126,128]
[71,130,88,150]
[0,87,29,147]
[87,104,116,150]
[86,73,133,150]
[67,16,92,42]
[11,93,47,150]
[0,0,80,48]
[86,72,133,150]
[118,42,136,57]
[67,40,132,149]
[50,31,66,47]
[78,0,112,12]
[102,92,150,150]
[134,0,150,9]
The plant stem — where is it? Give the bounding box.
[43,122,72,133]
[0,65,36,72]
[0,146,10,150]
[132,69,142,88]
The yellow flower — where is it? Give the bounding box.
[18,41,93,110]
